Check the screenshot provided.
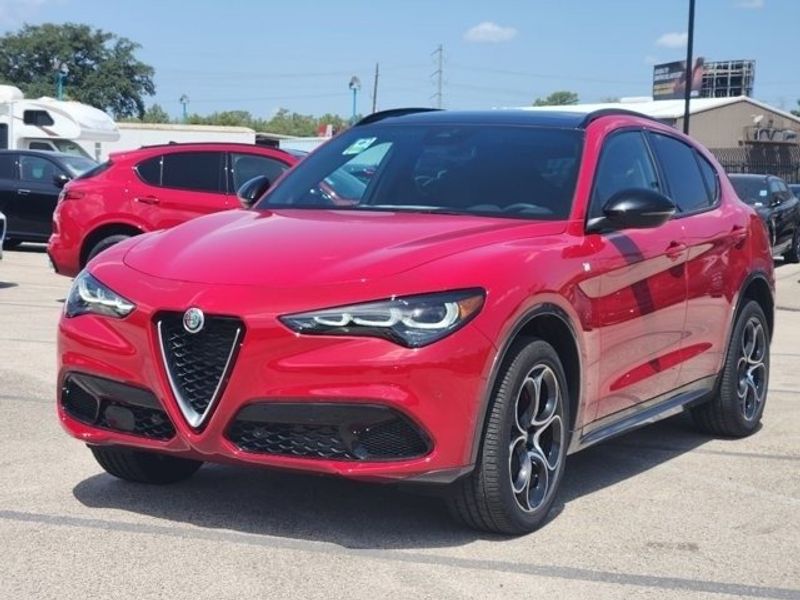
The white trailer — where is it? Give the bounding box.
[0,85,119,160]
[105,122,257,160]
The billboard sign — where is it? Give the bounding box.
[653,58,704,100]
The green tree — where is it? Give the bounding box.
[533,90,579,106]
[0,23,155,118]
[140,103,171,123]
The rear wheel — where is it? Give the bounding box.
[90,446,203,484]
[691,300,769,437]
[85,234,131,265]
[447,338,569,535]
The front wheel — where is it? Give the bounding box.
[90,446,203,484]
[447,338,569,534]
[691,300,770,437]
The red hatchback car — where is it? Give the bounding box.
[57,109,774,534]
[48,143,297,277]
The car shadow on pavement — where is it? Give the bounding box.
[72,412,712,549]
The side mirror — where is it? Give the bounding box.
[53,173,71,189]
[237,175,272,209]
[589,188,676,232]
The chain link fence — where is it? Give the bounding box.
[710,145,800,183]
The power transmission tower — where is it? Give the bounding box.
[371,63,379,113]
[431,44,443,109]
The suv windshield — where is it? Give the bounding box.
[256,124,583,220]
[730,176,768,205]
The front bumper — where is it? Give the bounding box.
[57,273,496,483]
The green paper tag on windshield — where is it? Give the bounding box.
[342,137,377,155]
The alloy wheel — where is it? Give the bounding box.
[509,364,565,513]
[737,316,767,421]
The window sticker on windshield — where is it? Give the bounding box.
[343,137,377,155]
[759,190,768,197]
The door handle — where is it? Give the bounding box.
[135,195,160,205]
[731,224,748,247]
[17,189,31,195]
[665,241,687,260]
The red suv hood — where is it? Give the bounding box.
[123,209,563,286]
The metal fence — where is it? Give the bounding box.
[711,145,800,183]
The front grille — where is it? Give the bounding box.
[157,312,243,426]
[227,403,431,461]
[61,373,176,441]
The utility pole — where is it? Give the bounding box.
[682,0,696,135]
[431,44,443,109]
[371,63,380,113]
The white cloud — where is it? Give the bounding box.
[656,32,688,48]
[737,0,764,8]
[463,21,518,44]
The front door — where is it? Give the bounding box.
[7,154,62,240]
[585,130,688,422]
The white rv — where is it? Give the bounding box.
[0,85,119,160]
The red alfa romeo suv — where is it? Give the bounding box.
[48,143,297,277]
[57,109,775,534]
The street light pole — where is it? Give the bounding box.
[52,59,69,100]
[348,76,361,123]
[682,0,696,135]
[179,94,190,123]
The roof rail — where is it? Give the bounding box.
[356,108,441,127]
[578,108,666,128]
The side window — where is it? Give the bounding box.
[696,153,719,204]
[19,156,62,183]
[649,133,712,213]
[230,153,288,191]
[136,156,162,186]
[28,142,55,152]
[0,154,15,179]
[161,152,224,193]
[590,131,659,219]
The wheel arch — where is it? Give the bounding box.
[468,303,583,465]
[735,271,774,341]
[80,223,145,268]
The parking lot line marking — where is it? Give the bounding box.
[0,509,797,599]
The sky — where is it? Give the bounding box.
[0,0,798,120]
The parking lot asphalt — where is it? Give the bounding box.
[0,246,798,600]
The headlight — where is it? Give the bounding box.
[65,272,135,319]
[280,289,485,348]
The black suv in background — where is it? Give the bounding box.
[0,150,96,248]
[729,173,800,262]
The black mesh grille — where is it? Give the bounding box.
[158,313,243,417]
[61,374,176,441]
[96,402,176,440]
[228,422,356,459]
[226,403,431,461]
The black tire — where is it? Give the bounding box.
[2,239,23,250]
[85,234,131,265]
[691,300,770,437]
[447,338,570,535]
[90,445,202,484]
[784,229,800,263]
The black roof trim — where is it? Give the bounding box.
[137,141,292,154]
[356,108,441,127]
[578,108,666,128]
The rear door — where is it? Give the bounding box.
[132,151,227,229]
[585,130,688,422]
[647,132,742,386]
[11,154,63,239]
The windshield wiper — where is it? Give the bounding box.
[364,204,467,215]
